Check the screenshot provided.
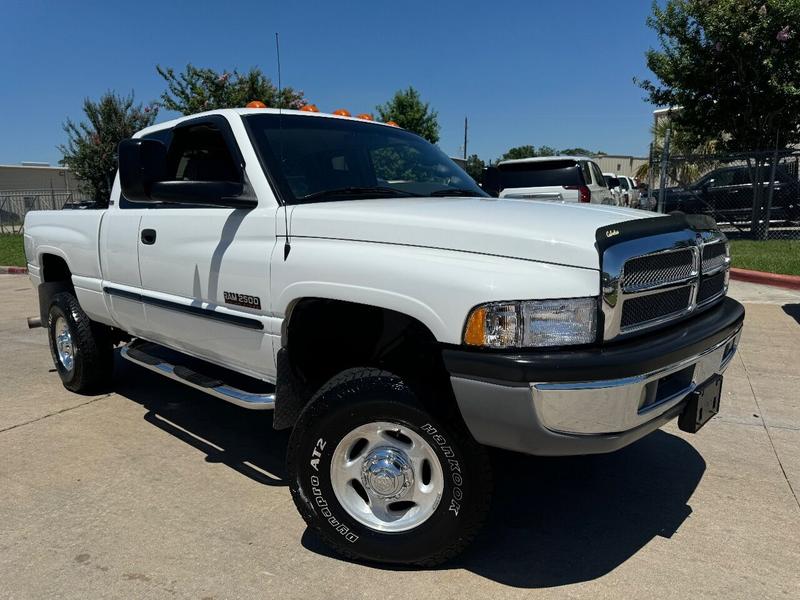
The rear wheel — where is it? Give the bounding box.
[47,292,113,393]
[287,368,492,566]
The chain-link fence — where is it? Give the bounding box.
[643,149,800,240]
[0,189,93,233]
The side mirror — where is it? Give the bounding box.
[118,138,167,203]
[118,137,256,209]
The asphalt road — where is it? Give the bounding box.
[1,275,798,599]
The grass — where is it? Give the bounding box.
[0,234,26,267]
[729,240,800,276]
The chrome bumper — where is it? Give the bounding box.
[531,326,741,435]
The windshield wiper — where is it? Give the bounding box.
[297,186,420,202]
[429,188,482,197]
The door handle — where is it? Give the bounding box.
[141,229,157,245]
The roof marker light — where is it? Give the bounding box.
[385,121,400,127]
[246,101,267,108]
[333,109,351,117]
[356,113,373,121]
[300,104,320,112]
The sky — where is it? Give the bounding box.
[0,0,662,166]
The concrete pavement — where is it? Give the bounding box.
[0,275,798,599]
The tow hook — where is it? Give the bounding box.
[27,316,42,329]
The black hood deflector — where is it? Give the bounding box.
[595,213,717,254]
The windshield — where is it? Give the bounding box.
[495,160,584,189]
[243,114,485,204]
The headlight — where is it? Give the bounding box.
[464,298,598,348]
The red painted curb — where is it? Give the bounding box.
[730,267,800,291]
[0,266,27,275]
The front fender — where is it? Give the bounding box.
[272,237,600,344]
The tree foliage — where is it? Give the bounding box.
[464,154,486,183]
[157,64,306,115]
[639,0,800,152]
[59,92,157,205]
[635,117,719,185]
[498,145,602,161]
[560,147,606,156]
[376,87,440,143]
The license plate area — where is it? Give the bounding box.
[678,374,723,433]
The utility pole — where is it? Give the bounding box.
[463,117,468,160]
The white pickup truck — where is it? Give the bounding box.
[24,108,744,566]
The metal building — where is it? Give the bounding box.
[593,155,648,179]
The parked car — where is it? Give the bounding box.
[484,156,615,205]
[617,175,639,207]
[661,164,799,223]
[23,108,743,566]
[602,172,624,206]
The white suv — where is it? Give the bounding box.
[485,156,615,205]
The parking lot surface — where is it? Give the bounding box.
[1,274,798,599]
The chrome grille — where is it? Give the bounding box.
[601,229,730,341]
[620,287,693,329]
[697,272,726,304]
[622,248,695,291]
[702,242,728,274]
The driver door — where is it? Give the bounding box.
[135,116,278,379]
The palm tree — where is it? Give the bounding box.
[636,118,719,187]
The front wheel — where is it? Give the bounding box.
[287,368,492,566]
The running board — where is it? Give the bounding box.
[120,340,275,410]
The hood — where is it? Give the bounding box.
[289,196,656,270]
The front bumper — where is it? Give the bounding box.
[444,297,744,456]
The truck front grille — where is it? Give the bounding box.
[702,242,728,273]
[697,271,727,305]
[601,229,730,340]
[622,248,695,292]
[620,287,693,329]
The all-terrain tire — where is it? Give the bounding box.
[287,367,492,566]
[47,292,113,393]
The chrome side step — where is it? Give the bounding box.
[120,340,275,410]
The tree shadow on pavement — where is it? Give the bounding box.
[782,304,800,325]
[302,429,705,588]
[111,354,289,487]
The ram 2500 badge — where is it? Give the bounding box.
[23,108,744,565]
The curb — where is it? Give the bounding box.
[0,266,27,275]
[730,267,800,291]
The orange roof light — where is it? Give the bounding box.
[333,108,351,117]
[385,120,400,127]
[356,113,373,121]
[300,104,320,112]
[246,100,267,109]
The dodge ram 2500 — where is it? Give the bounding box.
[24,107,744,566]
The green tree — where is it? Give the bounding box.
[560,147,605,156]
[464,154,485,183]
[634,117,719,185]
[157,64,306,114]
[500,145,537,161]
[499,145,559,161]
[638,0,800,152]
[59,92,158,205]
[376,87,440,143]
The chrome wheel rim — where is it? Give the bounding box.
[54,316,75,371]
[330,421,444,533]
